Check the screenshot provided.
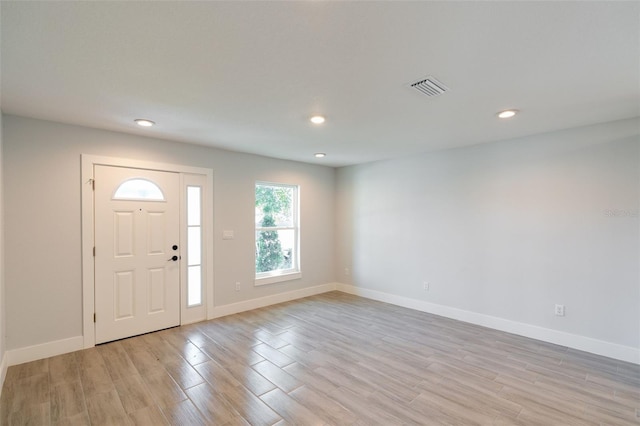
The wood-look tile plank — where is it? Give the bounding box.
[288,385,357,425]
[260,388,325,426]
[329,386,404,425]
[426,372,522,420]
[497,383,596,426]
[366,386,460,425]
[48,353,80,386]
[52,411,91,426]
[96,342,139,382]
[141,371,188,409]
[4,359,49,383]
[113,374,155,414]
[159,332,211,366]
[5,401,50,426]
[163,358,205,390]
[126,347,166,377]
[78,363,115,397]
[160,399,208,426]
[193,360,242,392]
[219,356,277,396]
[127,405,170,426]
[50,381,87,424]
[251,343,295,368]
[75,348,106,371]
[85,389,132,426]
[184,382,242,424]
[277,330,318,352]
[254,329,290,349]
[314,365,374,397]
[584,402,640,426]
[278,344,329,370]
[282,362,338,395]
[220,384,282,426]
[411,389,498,425]
[252,360,302,393]
[5,372,50,419]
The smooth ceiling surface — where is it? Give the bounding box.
[1,1,638,166]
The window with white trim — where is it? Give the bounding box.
[255,182,300,285]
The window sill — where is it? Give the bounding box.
[255,271,301,286]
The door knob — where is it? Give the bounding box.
[168,255,178,262]
[172,245,178,250]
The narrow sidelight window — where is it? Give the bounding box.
[187,186,202,306]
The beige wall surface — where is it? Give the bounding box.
[336,118,640,349]
[3,115,335,350]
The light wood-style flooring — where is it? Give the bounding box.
[1,291,639,425]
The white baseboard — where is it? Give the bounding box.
[6,336,84,367]
[209,282,338,319]
[336,283,640,365]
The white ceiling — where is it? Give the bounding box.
[1,1,638,167]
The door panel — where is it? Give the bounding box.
[148,268,166,313]
[95,165,180,344]
[147,212,166,254]
[115,271,135,320]
[115,211,134,256]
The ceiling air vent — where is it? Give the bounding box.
[408,76,449,97]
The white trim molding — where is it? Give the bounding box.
[210,283,338,319]
[336,283,640,365]
[6,336,84,367]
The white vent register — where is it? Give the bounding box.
[408,76,449,97]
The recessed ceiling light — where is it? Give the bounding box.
[310,115,326,124]
[314,153,326,158]
[134,119,155,127]
[497,110,518,119]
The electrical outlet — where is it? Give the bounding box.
[555,304,565,316]
[423,281,429,291]
[235,282,240,292]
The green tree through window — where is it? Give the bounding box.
[256,214,283,272]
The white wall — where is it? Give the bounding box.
[336,118,640,354]
[3,115,335,351]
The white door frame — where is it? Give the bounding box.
[81,155,214,348]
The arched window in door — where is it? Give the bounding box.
[113,178,165,201]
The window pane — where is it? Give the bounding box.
[187,265,202,306]
[188,227,201,266]
[113,179,165,201]
[187,186,201,226]
[255,229,295,273]
[255,185,294,227]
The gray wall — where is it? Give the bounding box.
[0,0,5,370]
[0,111,5,366]
[336,118,639,349]
[3,115,335,350]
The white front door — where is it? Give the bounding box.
[94,165,181,344]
